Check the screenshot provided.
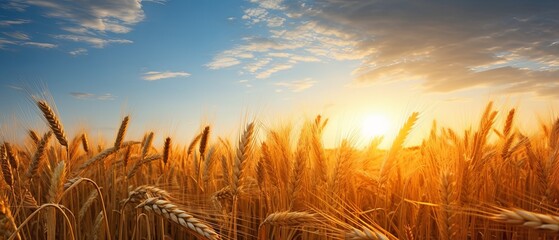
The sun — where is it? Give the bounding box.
[361,114,390,139]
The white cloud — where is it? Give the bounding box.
[256,63,293,79]
[243,8,268,24]
[54,34,132,48]
[0,19,30,26]
[274,78,316,92]
[69,48,87,55]
[0,38,16,49]
[21,41,57,48]
[267,16,285,27]
[17,0,144,34]
[3,31,29,40]
[244,58,272,73]
[142,71,191,81]
[206,56,241,69]
[70,92,115,100]
[250,0,284,10]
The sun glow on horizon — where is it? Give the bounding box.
[361,114,391,140]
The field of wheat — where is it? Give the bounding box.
[1,99,559,240]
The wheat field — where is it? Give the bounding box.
[1,99,559,240]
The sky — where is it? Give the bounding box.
[1,0,559,148]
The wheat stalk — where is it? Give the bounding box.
[137,198,220,240]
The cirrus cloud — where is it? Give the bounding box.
[142,71,191,81]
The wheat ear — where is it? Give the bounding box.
[37,100,68,147]
[0,196,20,240]
[114,116,129,148]
[492,208,559,232]
[261,211,318,226]
[137,198,220,240]
[346,227,388,240]
[232,122,255,196]
[26,131,52,179]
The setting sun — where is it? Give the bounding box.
[361,114,391,139]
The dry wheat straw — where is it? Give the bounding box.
[137,198,220,240]
[37,100,68,147]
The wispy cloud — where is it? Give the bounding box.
[0,19,30,26]
[0,38,16,49]
[70,92,115,100]
[206,56,242,69]
[1,0,161,50]
[274,78,316,92]
[207,1,360,79]
[54,35,132,48]
[21,41,57,48]
[3,31,29,40]
[256,63,293,79]
[69,48,87,56]
[142,71,191,81]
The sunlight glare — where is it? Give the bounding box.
[362,114,390,139]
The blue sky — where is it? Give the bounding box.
[1,0,559,147]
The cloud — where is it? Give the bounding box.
[70,92,115,100]
[0,19,30,26]
[14,0,144,34]
[21,41,57,48]
[69,48,87,56]
[210,0,559,97]
[304,0,559,96]
[206,56,241,69]
[142,71,191,81]
[3,31,29,40]
[54,34,132,48]
[0,38,16,49]
[2,0,162,50]
[256,63,293,79]
[275,78,317,92]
